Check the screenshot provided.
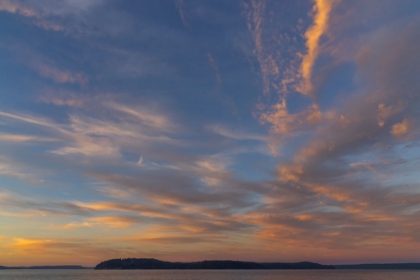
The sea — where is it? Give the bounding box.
[1,270,420,280]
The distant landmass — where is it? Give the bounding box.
[94,258,335,270]
[0,265,86,269]
[335,263,420,270]
[2,260,420,270]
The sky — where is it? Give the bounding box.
[0,0,420,267]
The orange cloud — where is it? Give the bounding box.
[278,164,303,182]
[307,183,351,202]
[88,216,142,228]
[391,119,413,138]
[298,0,336,95]
[295,214,313,221]
[260,98,322,134]
[62,222,95,230]
[12,238,51,248]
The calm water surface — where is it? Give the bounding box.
[1,270,419,280]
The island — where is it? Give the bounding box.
[94,258,336,270]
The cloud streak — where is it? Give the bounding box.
[298,0,336,95]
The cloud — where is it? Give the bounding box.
[107,103,174,132]
[298,0,336,95]
[1,43,88,86]
[125,235,213,245]
[0,0,104,17]
[61,221,95,230]
[32,19,65,32]
[0,133,56,142]
[0,0,36,17]
[0,110,119,158]
[89,169,256,210]
[206,52,222,87]
[29,58,87,86]
[5,237,122,264]
[1,0,420,265]
[62,0,103,12]
[195,155,231,186]
[0,110,57,127]
[207,124,266,141]
[175,0,190,28]
[38,90,85,107]
[0,158,42,183]
[260,98,323,135]
[243,0,277,96]
[95,186,131,199]
[0,0,66,32]
[52,136,119,157]
[11,238,52,249]
[0,186,256,242]
[377,102,405,127]
[0,98,181,159]
[252,11,420,256]
[391,119,414,138]
[0,190,93,217]
[242,0,329,152]
[87,215,144,228]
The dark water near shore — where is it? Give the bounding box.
[1,269,420,280]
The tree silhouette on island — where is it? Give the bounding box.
[94,258,335,270]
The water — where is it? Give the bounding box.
[1,270,420,280]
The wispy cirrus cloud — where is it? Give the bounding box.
[38,89,85,107]
[242,0,278,96]
[108,102,175,132]
[0,42,88,86]
[0,158,44,183]
[207,124,266,141]
[31,59,87,85]
[175,0,190,28]
[0,98,181,159]
[0,133,56,142]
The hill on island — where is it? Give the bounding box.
[94,258,336,270]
